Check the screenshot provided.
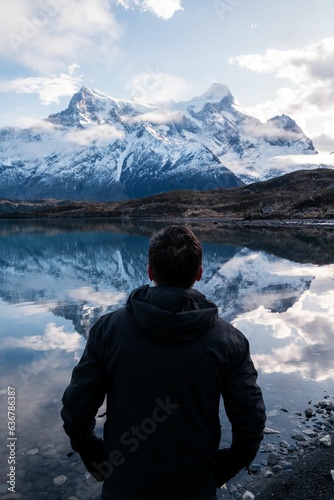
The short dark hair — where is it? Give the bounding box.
[148,225,202,288]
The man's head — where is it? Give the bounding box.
[148,225,203,288]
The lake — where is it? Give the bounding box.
[0,219,334,499]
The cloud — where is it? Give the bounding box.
[0,66,83,105]
[126,110,184,125]
[117,0,183,19]
[128,71,189,102]
[65,123,124,146]
[229,38,334,152]
[1,0,122,72]
[243,116,305,141]
[229,37,334,84]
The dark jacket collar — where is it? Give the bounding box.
[126,285,218,344]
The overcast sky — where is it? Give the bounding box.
[1,0,333,152]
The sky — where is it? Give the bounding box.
[1,0,334,153]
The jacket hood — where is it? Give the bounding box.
[126,285,218,344]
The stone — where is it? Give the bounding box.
[263,427,280,434]
[40,444,55,452]
[53,475,68,486]
[330,470,334,481]
[24,471,39,483]
[281,461,293,470]
[21,482,33,493]
[287,443,298,452]
[262,442,276,453]
[279,440,289,448]
[267,453,279,466]
[304,408,314,418]
[249,463,261,473]
[16,470,26,479]
[303,429,317,437]
[319,434,331,447]
[26,448,39,455]
[264,470,274,478]
[29,454,43,465]
[242,492,255,500]
[43,448,58,458]
[228,483,237,494]
[42,459,58,469]
[291,433,308,441]
[273,465,283,474]
[34,476,53,491]
[318,400,334,410]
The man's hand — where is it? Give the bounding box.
[213,448,249,487]
[70,433,108,482]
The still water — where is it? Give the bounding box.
[0,219,333,499]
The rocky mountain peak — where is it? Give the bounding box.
[198,82,232,102]
[0,82,325,202]
[268,114,302,133]
[185,82,235,113]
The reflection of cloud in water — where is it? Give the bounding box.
[233,265,334,381]
[0,322,83,352]
[254,343,334,382]
[0,299,58,318]
[0,348,104,439]
[68,286,126,307]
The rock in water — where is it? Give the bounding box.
[242,491,255,500]
[319,434,331,447]
[53,474,68,485]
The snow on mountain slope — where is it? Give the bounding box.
[0,83,323,201]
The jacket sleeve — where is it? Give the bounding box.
[214,328,266,487]
[61,320,106,440]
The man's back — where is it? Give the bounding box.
[62,284,265,499]
[61,225,265,500]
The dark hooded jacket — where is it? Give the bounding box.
[61,285,265,500]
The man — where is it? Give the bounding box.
[61,225,266,500]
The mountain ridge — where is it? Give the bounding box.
[0,83,324,202]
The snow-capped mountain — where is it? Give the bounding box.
[0,83,318,201]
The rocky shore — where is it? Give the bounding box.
[219,395,334,500]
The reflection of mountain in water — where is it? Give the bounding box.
[200,249,312,322]
[0,223,314,336]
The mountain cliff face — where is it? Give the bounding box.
[0,83,317,201]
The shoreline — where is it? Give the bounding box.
[229,435,334,500]
[1,215,334,229]
[219,396,334,500]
